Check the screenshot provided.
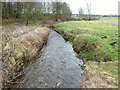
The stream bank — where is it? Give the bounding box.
[2,26,49,88]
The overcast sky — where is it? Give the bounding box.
[3,0,119,15]
[63,0,119,15]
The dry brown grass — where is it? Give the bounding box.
[80,61,118,88]
[0,26,2,88]
[2,25,49,87]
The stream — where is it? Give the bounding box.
[18,30,83,88]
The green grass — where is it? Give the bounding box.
[98,17,118,25]
[73,34,117,61]
[53,20,118,62]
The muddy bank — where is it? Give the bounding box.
[18,30,83,88]
[2,26,49,88]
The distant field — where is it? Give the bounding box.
[95,17,118,25]
[53,18,118,62]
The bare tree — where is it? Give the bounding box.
[46,2,51,15]
[2,1,72,24]
[86,1,91,20]
[52,0,63,21]
[24,2,35,26]
[61,2,71,20]
[78,7,84,19]
[43,2,46,16]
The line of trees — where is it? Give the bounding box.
[2,1,72,25]
[78,1,92,20]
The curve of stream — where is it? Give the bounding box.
[18,30,83,88]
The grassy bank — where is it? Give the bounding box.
[53,19,118,62]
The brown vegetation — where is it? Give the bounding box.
[80,61,118,88]
[2,25,49,87]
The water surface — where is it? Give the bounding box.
[19,30,83,88]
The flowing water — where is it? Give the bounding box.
[18,30,83,88]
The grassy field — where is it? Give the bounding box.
[99,17,118,25]
[53,17,118,62]
[53,17,118,88]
